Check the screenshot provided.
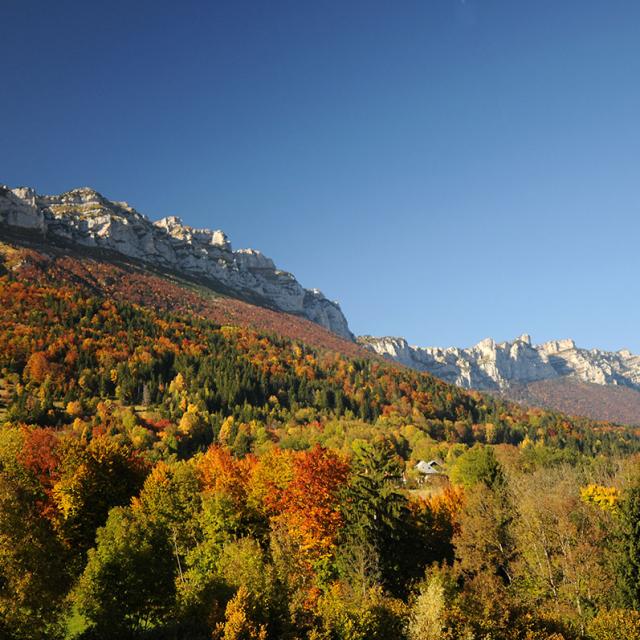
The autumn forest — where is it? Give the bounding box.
[1,245,640,640]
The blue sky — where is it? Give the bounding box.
[2,1,640,351]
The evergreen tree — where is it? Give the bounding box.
[618,472,640,609]
[339,438,414,596]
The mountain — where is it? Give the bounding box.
[359,333,640,391]
[359,334,640,424]
[2,186,640,640]
[5,183,640,426]
[0,185,352,339]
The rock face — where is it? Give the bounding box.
[359,334,640,391]
[0,185,352,339]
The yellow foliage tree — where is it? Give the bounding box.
[178,404,203,436]
[169,372,186,394]
[218,416,236,446]
[213,585,267,640]
[66,401,83,418]
[580,484,620,511]
[588,608,640,640]
[408,574,445,640]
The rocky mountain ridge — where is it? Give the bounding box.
[0,185,352,339]
[359,333,640,392]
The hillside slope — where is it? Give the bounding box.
[502,378,640,426]
[0,237,366,359]
[2,237,639,640]
[1,250,638,455]
[0,184,352,338]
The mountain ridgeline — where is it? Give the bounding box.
[360,334,640,424]
[359,334,640,391]
[0,184,352,339]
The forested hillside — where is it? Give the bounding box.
[502,378,640,427]
[0,237,365,356]
[1,252,640,640]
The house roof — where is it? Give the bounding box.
[415,459,444,475]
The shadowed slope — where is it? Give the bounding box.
[502,378,640,426]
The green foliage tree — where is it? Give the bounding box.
[0,471,70,640]
[449,445,505,488]
[136,460,202,556]
[74,506,176,637]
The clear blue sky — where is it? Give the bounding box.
[2,1,639,351]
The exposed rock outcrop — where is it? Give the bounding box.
[359,334,640,391]
[0,185,352,339]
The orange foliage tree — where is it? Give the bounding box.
[272,445,349,567]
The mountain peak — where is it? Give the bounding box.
[63,186,102,197]
[475,337,496,350]
[155,214,184,228]
[154,216,231,250]
[539,338,577,353]
[57,186,109,204]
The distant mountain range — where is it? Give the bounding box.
[0,185,352,339]
[359,334,640,424]
[358,334,640,391]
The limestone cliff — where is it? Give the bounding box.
[359,334,640,391]
[0,185,352,339]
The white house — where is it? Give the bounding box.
[414,459,445,482]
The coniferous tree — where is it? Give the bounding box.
[617,472,640,609]
[339,438,415,596]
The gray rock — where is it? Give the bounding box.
[359,334,640,391]
[0,186,46,232]
[0,184,353,339]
